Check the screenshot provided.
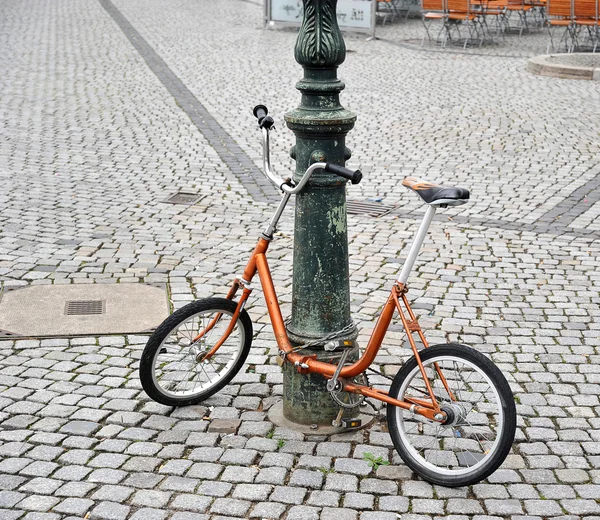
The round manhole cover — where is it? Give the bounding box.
[528,53,600,80]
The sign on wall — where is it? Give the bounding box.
[266,0,376,34]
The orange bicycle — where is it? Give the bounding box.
[140,106,517,487]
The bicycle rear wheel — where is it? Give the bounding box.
[140,298,252,406]
[386,343,516,487]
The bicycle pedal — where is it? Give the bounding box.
[340,418,362,428]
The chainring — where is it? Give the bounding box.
[329,373,368,409]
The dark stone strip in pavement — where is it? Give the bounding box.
[390,208,600,240]
[536,170,600,226]
[98,0,279,203]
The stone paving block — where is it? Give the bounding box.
[446,498,485,514]
[186,462,223,480]
[485,499,525,515]
[335,458,372,476]
[367,511,410,520]
[219,448,258,465]
[298,454,332,470]
[18,478,62,496]
[52,465,92,482]
[89,501,130,520]
[128,508,168,520]
[0,509,24,520]
[209,498,251,516]
[170,494,212,513]
[258,452,295,468]
[343,492,375,510]
[170,513,209,520]
[52,498,94,516]
[320,508,358,520]
[288,468,324,489]
[254,466,288,485]
[248,501,287,519]
[196,481,232,497]
[131,489,172,508]
[18,495,60,512]
[307,490,340,507]
[379,495,410,512]
[188,447,223,462]
[316,442,352,457]
[286,505,320,520]
[0,490,25,508]
[220,466,258,483]
[158,476,198,493]
[325,473,358,493]
[208,419,241,434]
[411,498,445,514]
[0,475,27,491]
[269,485,307,504]
[560,499,600,515]
[360,478,398,495]
[231,483,272,501]
[59,421,101,436]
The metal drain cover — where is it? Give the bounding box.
[164,192,202,205]
[0,284,169,337]
[65,300,106,316]
[347,200,395,217]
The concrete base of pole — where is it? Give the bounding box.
[268,400,376,435]
[282,345,360,426]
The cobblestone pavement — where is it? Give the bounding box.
[0,0,599,519]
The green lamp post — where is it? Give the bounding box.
[283,0,358,426]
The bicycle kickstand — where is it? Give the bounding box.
[328,349,362,429]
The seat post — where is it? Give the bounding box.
[397,205,437,285]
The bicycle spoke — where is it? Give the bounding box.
[151,306,245,398]
[394,351,505,478]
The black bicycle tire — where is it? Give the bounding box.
[386,343,517,487]
[140,298,253,407]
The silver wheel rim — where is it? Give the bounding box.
[395,354,504,477]
[150,308,245,398]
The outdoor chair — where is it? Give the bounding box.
[547,0,576,51]
[525,0,548,29]
[446,0,488,47]
[478,0,510,35]
[422,0,447,44]
[397,0,424,19]
[422,0,487,47]
[378,0,401,23]
[504,0,536,35]
[573,0,599,51]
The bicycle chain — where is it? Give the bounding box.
[280,318,397,408]
[283,318,357,353]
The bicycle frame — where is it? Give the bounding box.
[198,232,451,424]
[193,124,453,424]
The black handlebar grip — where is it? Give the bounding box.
[252,105,275,130]
[325,163,363,185]
[253,105,268,121]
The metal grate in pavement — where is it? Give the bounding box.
[0,284,169,337]
[347,200,396,217]
[164,192,202,205]
[65,300,106,316]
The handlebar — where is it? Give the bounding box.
[324,163,363,185]
[253,105,362,194]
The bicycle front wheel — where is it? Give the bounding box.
[140,298,253,406]
[386,343,516,487]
